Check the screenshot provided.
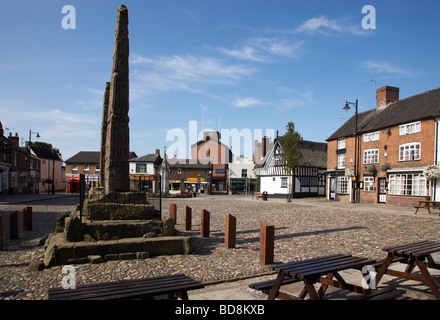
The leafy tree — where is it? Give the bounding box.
[280,121,302,201]
[32,141,61,154]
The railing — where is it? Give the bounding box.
[78,174,162,222]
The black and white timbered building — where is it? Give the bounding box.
[256,137,327,198]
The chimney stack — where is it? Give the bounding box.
[376,86,399,108]
[262,136,267,158]
[155,149,160,156]
[9,132,19,146]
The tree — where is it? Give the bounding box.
[280,121,302,202]
[32,141,61,154]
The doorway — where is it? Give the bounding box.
[378,178,387,203]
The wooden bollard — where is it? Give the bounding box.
[170,203,177,223]
[23,207,32,231]
[184,206,192,231]
[0,215,3,250]
[225,214,236,249]
[10,211,19,239]
[200,209,210,238]
[260,221,274,265]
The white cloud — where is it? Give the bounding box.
[218,46,267,62]
[296,16,343,33]
[233,97,263,108]
[294,15,364,36]
[361,60,412,76]
[130,53,256,98]
[179,8,198,22]
[257,38,305,58]
[219,38,305,62]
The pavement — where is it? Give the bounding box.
[0,192,77,205]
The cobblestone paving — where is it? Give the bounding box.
[0,194,439,300]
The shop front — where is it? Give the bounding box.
[230,178,256,194]
[184,177,207,194]
[211,166,228,193]
[130,174,155,192]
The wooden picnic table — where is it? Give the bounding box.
[375,240,440,300]
[265,254,378,300]
[48,273,204,300]
[414,200,440,215]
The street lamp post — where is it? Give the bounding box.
[51,149,56,194]
[343,99,358,203]
[28,130,40,194]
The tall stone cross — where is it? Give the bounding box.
[101,4,130,193]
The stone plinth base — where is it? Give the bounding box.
[44,233,194,267]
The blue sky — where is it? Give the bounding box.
[1,0,439,161]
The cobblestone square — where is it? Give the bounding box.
[1,194,439,300]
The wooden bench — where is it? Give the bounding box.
[360,256,408,271]
[350,287,406,300]
[249,277,300,300]
[414,200,440,215]
[48,274,204,300]
[250,255,409,300]
[255,192,263,200]
[249,277,404,300]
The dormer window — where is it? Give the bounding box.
[337,138,346,150]
[399,121,421,135]
[363,131,379,142]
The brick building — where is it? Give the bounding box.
[326,86,440,206]
[166,157,210,195]
[65,150,138,193]
[0,123,41,194]
[29,145,65,193]
[191,131,232,193]
[65,151,101,193]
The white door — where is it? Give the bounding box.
[435,179,440,201]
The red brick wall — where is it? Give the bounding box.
[328,118,437,206]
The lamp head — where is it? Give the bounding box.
[343,102,351,111]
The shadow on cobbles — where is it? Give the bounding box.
[186,226,366,255]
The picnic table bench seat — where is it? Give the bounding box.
[414,201,440,215]
[350,287,406,300]
[364,256,408,270]
[250,254,410,300]
[48,273,204,300]
[249,277,404,300]
[249,277,301,300]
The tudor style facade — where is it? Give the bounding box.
[326,86,440,206]
[256,136,327,198]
